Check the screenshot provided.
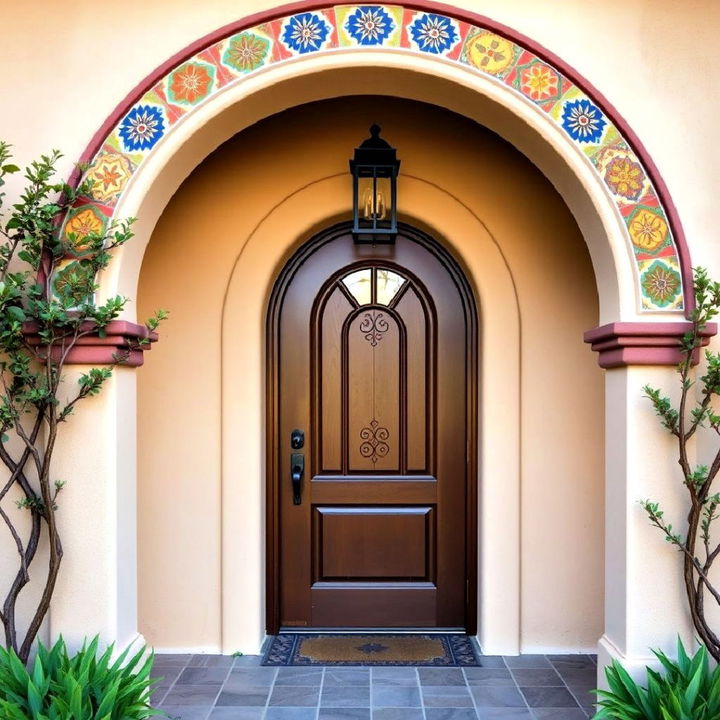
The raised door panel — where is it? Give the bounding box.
[347,309,400,472]
[315,507,432,579]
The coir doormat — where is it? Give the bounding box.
[262,634,480,666]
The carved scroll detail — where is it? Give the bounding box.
[359,419,390,464]
[359,310,389,346]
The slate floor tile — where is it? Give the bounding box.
[162,684,222,706]
[371,667,419,685]
[215,686,271,706]
[470,685,526,707]
[503,656,551,669]
[475,710,533,719]
[324,668,370,686]
[152,664,182,681]
[372,709,424,720]
[226,667,278,687]
[269,685,321,706]
[150,684,171,705]
[532,709,588,719]
[422,685,474,707]
[476,656,507,668]
[548,655,595,669]
[210,709,266,719]
[419,668,466,686]
[520,686,579,708]
[189,654,236,668]
[233,655,264,666]
[322,685,371,707]
[425,709,480,720]
[161,706,212,720]
[178,667,231,685]
[265,708,319,720]
[319,709,372,719]
[155,653,193,665]
[463,668,514,686]
[509,669,562,686]
[372,685,422,707]
[274,667,324,685]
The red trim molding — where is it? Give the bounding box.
[584,322,717,369]
[23,321,157,368]
[72,0,693,315]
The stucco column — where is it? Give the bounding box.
[39,322,156,653]
[584,322,719,683]
[47,368,141,652]
[599,365,694,679]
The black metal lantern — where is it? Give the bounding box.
[349,124,400,244]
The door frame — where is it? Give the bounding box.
[265,220,478,635]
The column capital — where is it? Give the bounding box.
[23,320,157,367]
[584,322,717,369]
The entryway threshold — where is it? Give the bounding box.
[279,627,466,634]
[264,633,479,666]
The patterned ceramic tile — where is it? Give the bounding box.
[85,151,134,205]
[639,257,683,310]
[117,101,168,155]
[278,10,336,57]
[166,60,217,107]
[71,3,686,312]
[404,11,463,57]
[62,201,110,247]
[460,27,520,79]
[219,29,274,75]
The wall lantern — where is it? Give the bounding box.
[349,124,400,244]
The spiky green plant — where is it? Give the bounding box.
[0,636,160,720]
[595,638,720,720]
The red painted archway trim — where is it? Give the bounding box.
[74,0,694,315]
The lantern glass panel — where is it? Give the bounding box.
[356,169,394,230]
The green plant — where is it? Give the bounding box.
[0,635,159,719]
[595,638,720,720]
[642,267,720,662]
[0,144,166,662]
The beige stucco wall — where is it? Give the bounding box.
[0,0,717,660]
[2,0,718,275]
[136,97,604,652]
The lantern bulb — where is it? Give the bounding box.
[361,188,387,221]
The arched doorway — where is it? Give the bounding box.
[47,4,698,678]
[266,222,478,632]
[136,95,603,655]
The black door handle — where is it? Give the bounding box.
[291,452,304,505]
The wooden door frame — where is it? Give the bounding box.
[265,221,478,635]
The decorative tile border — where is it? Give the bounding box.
[69,2,689,312]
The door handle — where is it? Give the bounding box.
[291,452,304,505]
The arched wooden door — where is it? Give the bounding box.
[267,223,477,632]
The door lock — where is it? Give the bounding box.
[291,429,305,449]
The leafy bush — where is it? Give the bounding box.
[595,638,720,720]
[0,636,159,719]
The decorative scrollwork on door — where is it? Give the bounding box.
[359,419,390,465]
[359,310,389,346]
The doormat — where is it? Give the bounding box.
[262,634,481,666]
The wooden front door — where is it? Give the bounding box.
[267,223,477,631]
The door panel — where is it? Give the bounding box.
[315,507,432,579]
[269,225,476,630]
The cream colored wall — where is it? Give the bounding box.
[0,0,714,658]
[2,0,718,277]
[137,97,604,652]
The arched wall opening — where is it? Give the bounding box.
[137,96,604,653]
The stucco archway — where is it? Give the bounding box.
[50,2,698,673]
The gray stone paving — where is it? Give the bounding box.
[152,652,598,719]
